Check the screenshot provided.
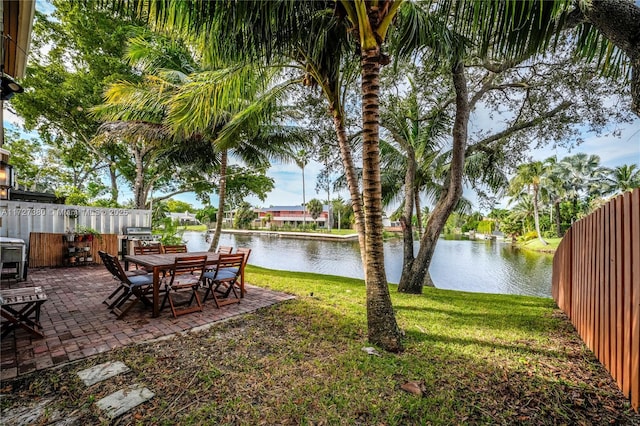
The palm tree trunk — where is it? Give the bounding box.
[405,61,469,291]
[361,48,402,352]
[209,149,227,252]
[532,187,548,245]
[398,147,416,292]
[555,201,562,236]
[330,109,367,276]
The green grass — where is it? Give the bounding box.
[518,237,562,253]
[2,266,636,425]
[181,224,208,231]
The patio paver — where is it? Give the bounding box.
[0,266,295,381]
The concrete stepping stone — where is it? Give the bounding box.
[77,361,130,386]
[1,398,52,426]
[96,386,155,419]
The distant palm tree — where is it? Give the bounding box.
[556,153,609,220]
[508,161,548,245]
[603,164,640,196]
[295,150,310,227]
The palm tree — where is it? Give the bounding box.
[379,83,450,290]
[542,156,568,237]
[556,153,609,221]
[508,193,536,235]
[295,150,310,227]
[508,161,548,245]
[603,164,640,196]
[95,31,301,249]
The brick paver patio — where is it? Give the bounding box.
[0,266,294,381]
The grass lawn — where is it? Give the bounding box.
[518,237,562,253]
[2,266,636,425]
[181,224,208,232]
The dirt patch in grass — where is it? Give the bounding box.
[1,300,638,425]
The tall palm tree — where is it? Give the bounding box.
[110,0,415,351]
[295,150,310,226]
[508,161,548,245]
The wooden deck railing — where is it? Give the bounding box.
[552,188,639,411]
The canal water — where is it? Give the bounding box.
[183,231,553,298]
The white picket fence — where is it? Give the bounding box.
[0,200,151,244]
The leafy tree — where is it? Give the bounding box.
[196,206,217,225]
[166,199,195,213]
[234,202,257,229]
[11,2,146,204]
[446,0,640,117]
[307,199,324,221]
[477,220,494,235]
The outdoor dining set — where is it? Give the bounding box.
[101,244,252,319]
[0,243,252,339]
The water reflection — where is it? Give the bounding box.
[183,231,553,298]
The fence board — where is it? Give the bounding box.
[28,233,118,267]
[609,200,618,382]
[623,192,632,397]
[552,188,639,411]
[603,205,610,371]
[631,190,639,411]
[616,196,624,389]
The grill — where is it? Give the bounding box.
[0,237,27,281]
[120,226,160,257]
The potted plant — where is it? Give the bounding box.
[75,225,102,242]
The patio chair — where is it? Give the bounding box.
[162,244,188,254]
[235,248,252,297]
[131,245,161,273]
[99,251,148,306]
[201,253,243,308]
[100,251,154,319]
[161,255,206,318]
[216,246,233,254]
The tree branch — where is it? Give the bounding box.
[465,101,572,156]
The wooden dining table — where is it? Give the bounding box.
[124,251,221,317]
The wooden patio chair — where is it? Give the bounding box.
[216,246,233,254]
[201,253,243,308]
[131,245,161,273]
[162,244,188,254]
[161,255,206,318]
[235,247,251,297]
[100,251,154,319]
[99,250,150,306]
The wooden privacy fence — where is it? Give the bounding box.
[28,232,118,267]
[552,188,639,411]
